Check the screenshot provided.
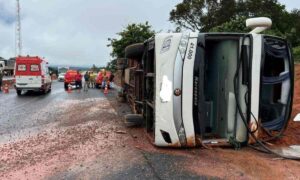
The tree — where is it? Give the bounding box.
[91,64,98,72]
[104,60,114,72]
[107,22,155,58]
[170,0,300,48]
[286,9,300,47]
[169,0,208,31]
[210,16,249,33]
[169,0,237,32]
[106,22,155,72]
[243,0,287,34]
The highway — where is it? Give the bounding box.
[0,81,299,179]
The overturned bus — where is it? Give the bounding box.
[120,18,294,148]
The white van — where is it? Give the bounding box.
[14,56,52,95]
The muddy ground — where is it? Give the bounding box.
[0,65,299,179]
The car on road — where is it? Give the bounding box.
[14,56,52,95]
[64,70,82,90]
[120,17,294,148]
[58,73,66,81]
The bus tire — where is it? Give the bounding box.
[124,114,144,127]
[125,43,144,60]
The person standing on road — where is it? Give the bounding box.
[90,71,96,88]
[83,71,90,92]
[101,70,107,89]
[75,71,82,89]
[88,71,92,88]
[109,73,115,88]
[0,70,3,92]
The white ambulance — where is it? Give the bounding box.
[14,56,52,95]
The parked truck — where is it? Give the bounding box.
[0,57,15,76]
[120,17,294,148]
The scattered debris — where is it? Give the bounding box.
[294,113,300,122]
[115,130,127,134]
[273,145,300,158]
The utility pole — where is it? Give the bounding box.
[15,0,22,57]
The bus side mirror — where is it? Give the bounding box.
[246,17,272,34]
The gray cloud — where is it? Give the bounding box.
[0,0,180,67]
[0,4,15,25]
[0,0,298,66]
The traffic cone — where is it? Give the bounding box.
[67,84,72,93]
[3,84,9,94]
[104,84,108,95]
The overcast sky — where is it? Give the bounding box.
[0,0,299,66]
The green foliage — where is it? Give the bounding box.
[90,64,100,72]
[170,0,300,47]
[285,9,300,47]
[106,59,117,73]
[210,16,250,33]
[170,0,237,32]
[169,0,205,31]
[294,46,300,63]
[107,22,155,58]
[106,22,155,72]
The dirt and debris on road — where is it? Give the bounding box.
[0,96,135,179]
[0,91,205,180]
[107,65,300,179]
[0,64,300,179]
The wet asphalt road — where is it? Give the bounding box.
[1,80,300,179]
[0,81,207,180]
[0,81,105,144]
